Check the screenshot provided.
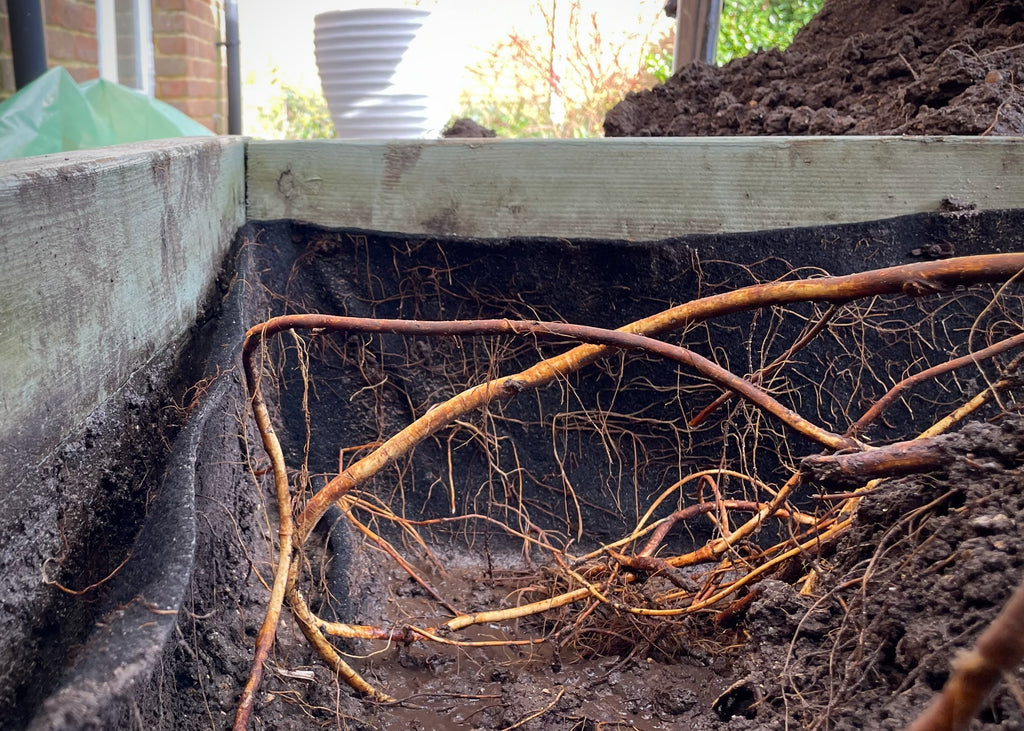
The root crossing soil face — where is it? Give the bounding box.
[605,0,1024,136]
[728,418,1024,730]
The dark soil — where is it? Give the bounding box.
[0,331,215,731]
[729,417,1024,730]
[48,211,1012,731]
[605,0,1024,136]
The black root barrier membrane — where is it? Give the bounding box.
[9,209,1024,730]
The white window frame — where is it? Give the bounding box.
[96,0,155,96]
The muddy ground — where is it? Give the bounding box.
[606,0,1024,136]
[78,211,1018,731]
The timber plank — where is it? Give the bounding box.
[0,137,245,482]
[247,136,1024,239]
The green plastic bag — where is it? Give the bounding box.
[0,67,212,160]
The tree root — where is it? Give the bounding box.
[230,253,1024,727]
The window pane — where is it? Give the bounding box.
[115,0,137,88]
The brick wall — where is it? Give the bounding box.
[0,4,13,97]
[43,0,98,82]
[0,0,103,94]
[153,0,225,132]
[0,0,225,132]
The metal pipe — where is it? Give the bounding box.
[703,0,722,65]
[672,0,723,72]
[8,0,48,89]
[225,0,242,134]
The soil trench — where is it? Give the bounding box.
[84,211,1022,731]
[11,1,1024,722]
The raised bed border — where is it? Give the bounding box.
[247,136,1024,239]
[0,137,245,486]
[0,133,1022,727]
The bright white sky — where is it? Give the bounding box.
[238,0,671,134]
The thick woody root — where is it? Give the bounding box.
[232,254,1024,727]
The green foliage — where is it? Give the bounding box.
[643,30,676,84]
[459,98,552,138]
[717,0,823,64]
[457,1,666,138]
[253,74,334,140]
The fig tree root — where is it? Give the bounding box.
[232,253,1024,729]
[801,434,955,485]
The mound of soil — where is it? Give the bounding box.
[605,0,1024,136]
[731,417,1024,729]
